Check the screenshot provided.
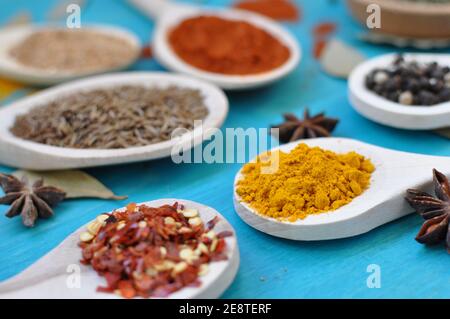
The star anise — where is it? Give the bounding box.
[405,169,450,253]
[0,173,66,227]
[271,108,339,143]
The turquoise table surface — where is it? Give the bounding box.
[0,0,449,299]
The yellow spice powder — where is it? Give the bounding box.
[236,143,375,222]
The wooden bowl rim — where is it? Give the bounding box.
[348,0,450,15]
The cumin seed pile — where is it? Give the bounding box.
[9,29,138,72]
[10,86,209,149]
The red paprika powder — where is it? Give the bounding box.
[168,16,291,75]
[234,0,300,22]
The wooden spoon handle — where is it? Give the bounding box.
[127,0,174,19]
[0,233,80,294]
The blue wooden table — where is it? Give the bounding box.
[0,0,449,298]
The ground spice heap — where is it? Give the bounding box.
[10,29,138,73]
[366,55,450,106]
[233,0,300,21]
[10,86,208,149]
[79,203,232,298]
[168,16,291,75]
[236,144,375,221]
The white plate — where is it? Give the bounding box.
[234,137,450,240]
[0,199,239,299]
[129,0,301,90]
[349,53,450,130]
[0,72,229,170]
[0,24,141,86]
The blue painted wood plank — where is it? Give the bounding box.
[0,0,448,298]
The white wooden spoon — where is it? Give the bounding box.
[0,199,239,299]
[0,25,141,86]
[0,72,228,170]
[349,53,450,130]
[234,137,450,241]
[128,0,301,90]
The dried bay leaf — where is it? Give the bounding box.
[319,38,365,79]
[13,170,127,200]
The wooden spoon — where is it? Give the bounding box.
[128,0,301,90]
[234,137,450,241]
[0,72,228,170]
[0,25,141,86]
[0,199,239,299]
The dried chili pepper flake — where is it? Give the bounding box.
[313,22,337,37]
[214,239,227,254]
[79,203,232,298]
[126,202,137,212]
[118,280,136,299]
[140,45,153,59]
[217,230,233,238]
[313,39,328,59]
[206,216,220,231]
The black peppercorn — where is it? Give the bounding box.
[366,54,450,106]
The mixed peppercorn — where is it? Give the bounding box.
[366,55,450,106]
[79,202,232,298]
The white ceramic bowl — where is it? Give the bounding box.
[349,53,450,130]
[0,24,141,86]
[130,0,301,90]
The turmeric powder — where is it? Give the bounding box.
[236,143,375,222]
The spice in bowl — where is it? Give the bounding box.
[365,55,450,106]
[9,29,139,73]
[236,143,375,222]
[168,16,291,75]
[79,202,233,298]
[10,86,209,149]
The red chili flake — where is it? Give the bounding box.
[118,280,136,299]
[79,203,232,298]
[126,202,137,212]
[215,239,227,254]
[206,216,220,231]
[313,38,328,59]
[313,22,337,37]
[217,230,233,238]
[311,22,337,60]
[105,214,117,224]
[141,45,153,59]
